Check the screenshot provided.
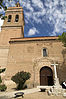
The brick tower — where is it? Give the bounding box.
[0,2,24,68]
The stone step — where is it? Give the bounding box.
[0,88,40,98]
[37,86,53,90]
[63,93,66,97]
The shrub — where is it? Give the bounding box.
[0,68,6,73]
[0,84,7,91]
[0,68,7,91]
[58,32,66,47]
[11,71,31,90]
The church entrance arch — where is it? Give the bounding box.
[40,66,54,86]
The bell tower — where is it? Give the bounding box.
[0,2,24,69]
[0,2,24,46]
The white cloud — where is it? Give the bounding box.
[21,0,66,35]
[0,18,4,32]
[43,0,66,35]
[0,0,66,35]
[28,27,39,36]
[0,18,4,26]
[4,0,15,7]
[25,1,34,12]
[32,0,44,9]
[0,8,4,14]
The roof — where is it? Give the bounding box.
[9,36,59,43]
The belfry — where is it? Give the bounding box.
[0,2,24,69]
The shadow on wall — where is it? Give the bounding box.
[57,48,66,84]
[62,49,66,65]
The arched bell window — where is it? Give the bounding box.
[43,48,47,57]
[8,15,12,22]
[15,15,19,22]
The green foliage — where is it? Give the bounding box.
[11,71,31,90]
[0,68,6,73]
[0,84,7,91]
[0,14,3,17]
[0,76,2,84]
[0,0,3,5]
[0,0,7,9]
[0,68,7,91]
[1,16,7,20]
[58,32,66,47]
[0,0,7,18]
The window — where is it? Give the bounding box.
[43,48,47,57]
[15,15,19,22]
[8,15,12,22]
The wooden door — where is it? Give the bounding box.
[40,66,53,86]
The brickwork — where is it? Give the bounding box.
[6,39,66,87]
[0,5,24,71]
[0,6,24,46]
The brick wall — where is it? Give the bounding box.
[6,40,65,87]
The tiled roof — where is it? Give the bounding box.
[10,36,58,43]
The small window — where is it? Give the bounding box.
[8,15,12,22]
[43,48,47,57]
[15,15,19,22]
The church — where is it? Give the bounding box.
[0,2,66,88]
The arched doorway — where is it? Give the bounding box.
[40,66,54,86]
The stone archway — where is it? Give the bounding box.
[40,66,54,86]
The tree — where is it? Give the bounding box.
[11,71,31,90]
[0,0,19,19]
[0,0,7,10]
[0,68,6,83]
[0,68,7,91]
[0,68,6,73]
[58,32,66,47]
[0,0,7,19]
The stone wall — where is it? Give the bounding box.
[0,46,9,68]
[0,6,24,46]
[5,39,65,87]
[0,27,23,46]
[0,6,24,71]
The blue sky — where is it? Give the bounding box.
[0,0,66,37]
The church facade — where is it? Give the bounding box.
[0,3,66,88]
